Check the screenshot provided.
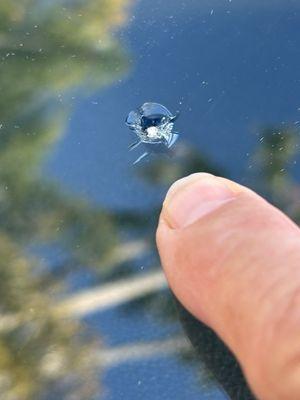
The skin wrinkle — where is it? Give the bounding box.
[192,228,249,345]
[214,231,300,351]
[276,283,300,333]
[263,274,300,372]
[214,234,300,399]
[224,243,300,399]
[210,248,267,359]
[252,320,300,400]
[282,344,300,395]
[258,263,300,335]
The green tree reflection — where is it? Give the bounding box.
[252,127,300,221]
[0,1,130,399]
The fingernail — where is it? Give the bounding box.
[163,173,237,229]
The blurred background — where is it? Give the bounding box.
[0,0,299,399]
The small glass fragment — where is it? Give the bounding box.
[126,102,179,164]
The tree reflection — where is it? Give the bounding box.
[0,1,130,399]
[252,127,300,221]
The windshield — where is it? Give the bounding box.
[0,1,299,399]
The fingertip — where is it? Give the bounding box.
[161,173,244,229]
[157,173,300,400]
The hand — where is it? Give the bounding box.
[156,173,300,400]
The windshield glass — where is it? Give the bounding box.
[0,1,299,399]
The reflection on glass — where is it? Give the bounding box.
[0,1,130,399]
[0,1,299,400]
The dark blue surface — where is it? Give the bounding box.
[49,0,300,209]
[104,358,226,400]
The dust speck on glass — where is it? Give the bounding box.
[126,102,179,164]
